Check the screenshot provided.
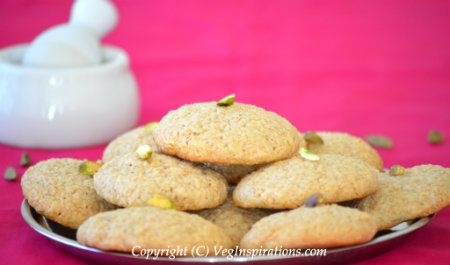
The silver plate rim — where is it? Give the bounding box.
[21,199,433,263]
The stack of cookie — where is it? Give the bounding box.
[21,95,450,256]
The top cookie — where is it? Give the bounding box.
[153,102,301,165]
[103,126,157,163]
[307,132,383,171]
[21,158,115,228]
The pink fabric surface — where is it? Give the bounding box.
[1,0,449,264]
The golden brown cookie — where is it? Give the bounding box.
[102,126,157,163]
[233,154,378,209]
[197,197,272,246]
[240,205,377,249]
[21,158,115,229]
[77,207,233,255]
[355,165,450,230]
[94,152,228,210]
[306,132,383,170]
[153,102,300,165]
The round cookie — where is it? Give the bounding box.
[240,205,377,249]
[355,165,450,230]
[197,197,272,246]
[94,152,228,210]
[153,102,301,165]
[103,126,157,163]
[233,154,379,209]
[21,158,115,229]
[306,132,383,171]
[77,207,233,255]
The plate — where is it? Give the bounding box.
[21,200,433,265]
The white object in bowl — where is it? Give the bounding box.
[0,44,139,149]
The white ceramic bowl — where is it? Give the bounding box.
[0,44,139,148]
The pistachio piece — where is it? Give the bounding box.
[389,165,406,176]
[304,194,323,208]
[79,161,102,177]
[428,130,444,145]
[144,122,159,131]
[304,131,324,145]
[20,152,31,167]
[147,194,176,210]
[299,147,320,161]
[216,94,236,107]
[4,167,17,181]
[136,144,153,160]
[365,135,393,149]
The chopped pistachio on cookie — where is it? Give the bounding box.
[389,165,405,176]
[147,194,176,209]
[144,121,159,131]
[304,194,323,207]
[217,94,236,107]
[136,144,153,160]
[304,132,324,145]
[299,147,320,161]
[79,161,102,176]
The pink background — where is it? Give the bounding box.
[0,0,449,264]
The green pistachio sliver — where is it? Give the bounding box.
[147,194,176,210]
[365,135,393,149]
[389,165,406,176]
[136,144,153,160]
[217,94,236,107]
[428,130,444,145]
[299,147,320,161]
[20,152,31,167]
[144,122,159,131]
[304,131,324,145]
[304,194,323,208]
[79,161,102,176]
[4,167,17,181]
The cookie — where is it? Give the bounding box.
[197,197,272,246]
[307,132,383,170]
[153,102,301,165]
[77,207,233,255]
[355,165,450,230]
[21,158,115,228]
[94,152,228,210]
[103,126,157,163]
[240,204,377,249]
[233,154,378,209]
